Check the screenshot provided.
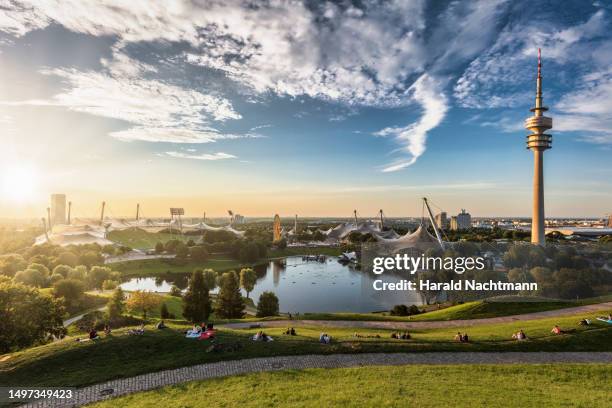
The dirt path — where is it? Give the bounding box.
[222,302,612,330]
[20,352,612,407]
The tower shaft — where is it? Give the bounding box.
[524,48,552,245]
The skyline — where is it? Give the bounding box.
[1,1,612,218]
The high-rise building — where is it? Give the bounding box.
[434,212,448,229]
[457,209,471,230]
[449,209,472,230]
[524,49,552,245]
[233,214,245,224]
[50,194,66,226]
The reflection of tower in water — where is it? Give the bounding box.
[272,260,285,286]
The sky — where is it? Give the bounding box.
[0,0,611,219]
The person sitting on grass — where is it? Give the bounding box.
[512,329,527,341]
[400,332,411,340]
[253,331,273,342]
[461,333,469,342]
[284,327,296,336]
[200,322,208,332]
[103,324,111,336]
[129,324,145,336]
[156,320,167,330]
[319,333,331,344]
[89,328,100,340]
[454,332,463,342]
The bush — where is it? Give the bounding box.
[389,304,421,316]
[102,279,119,290]
[160,303,171,319]
[155,242,164,254]
[14,268,47,288]
[256,291,279,317]
[53,278,85,310]
[169,285,182,297]
[189,245,209,262]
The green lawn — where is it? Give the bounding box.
[90,364,612,408]
[268,247,343,258]
[107,228,191,250]
[1,311,610,389]
[112,257,246,276]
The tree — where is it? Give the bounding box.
[189,245,209,262]
[256,291,279,317]
[239,242,260,263]
[126,291,162,321]
[57,251,79,267]
[106,287,125,320]
[182,270,212,323]
[169,285,182,297]
[79,250,103,268]
[202,269,218,291]
[0,281,65,353]
[215,271,245,318]
[52,264,73,278]
[102,279,118,290]
[275,238,287,249]
[53,278,84,310]
[27,263,50,277]
[0,254,27,277]
[88,266,112,289]
[14,268,47,287]
[160,303,171,319]
[68,265,87,280]
[239,268,256,298]
[155,242,164,254]
[175,242,189,260]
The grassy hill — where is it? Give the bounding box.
[1,311,610,388]
[90,364,611,408]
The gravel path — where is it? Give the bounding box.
[222,302,612,330]
[20,352,612,408]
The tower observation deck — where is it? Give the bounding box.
[524,49,552,245]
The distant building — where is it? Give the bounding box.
[233,214,245,224]
[50,194,66,226]
[434,212,448,229]
[450,216,458,231]
[456,209,472,230]
[608,214,612,228]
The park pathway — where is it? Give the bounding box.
[222,302,612,330]
[20,352,612,408]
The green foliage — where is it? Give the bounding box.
[160,303,171,319]
[52,278,85,310]
[238,242,260,263]
[215,271,244,318]
[202,269,218,291]
[102,279,119,290]
[390,304,421,316]
[182,270,212,323]
[52,264,73,278]
[106,287,125,321]
[14,268,47,287]
[239,268,256,298]
[189,245,209,262]
[67,265,87,280]
[0,253,27,277]
[126,291,162,321]
[255,291,279,317]
[155,242,164,254]
[175,242,189,259]
[0,281,65,353]
[169,285,182,297]
[88,266,112,289]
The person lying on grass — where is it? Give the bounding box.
[578,318,591,326]
[156,320,167,330]
[354,333,381,338]
[252,331,274,342]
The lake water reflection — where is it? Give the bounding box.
[120,256,423,313]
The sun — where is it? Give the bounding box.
[1,165,40,202]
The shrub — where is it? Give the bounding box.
[256,291,279,317]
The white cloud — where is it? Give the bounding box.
[165,151,236,161]
[374,75,448,172]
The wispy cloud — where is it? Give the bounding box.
[164,151,237,161]
[374,75,448,172]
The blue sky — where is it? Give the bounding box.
[0,0,611,218]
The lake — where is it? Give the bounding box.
[119,256,423,313]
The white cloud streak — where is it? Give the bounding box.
[164,151,236,161]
